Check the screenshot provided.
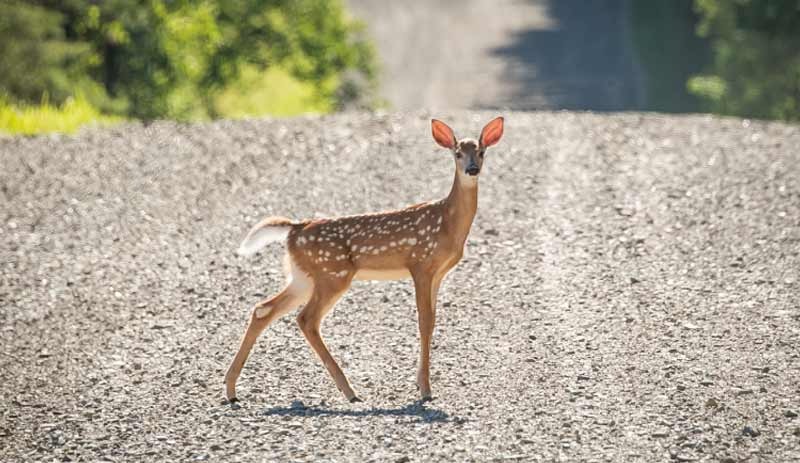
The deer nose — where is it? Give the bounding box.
[466,165,480,176]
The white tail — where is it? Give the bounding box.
[225,117,505,404]
[236,217,294,256]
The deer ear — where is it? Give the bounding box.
[431,119,456,149]
[479,116,504,148]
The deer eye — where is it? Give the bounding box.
[455,152,463,159]
[479,150,485,158]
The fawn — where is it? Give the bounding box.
[225,117,505,403]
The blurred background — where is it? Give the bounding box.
[0,0,798,134]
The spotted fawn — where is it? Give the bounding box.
[225,117,505,403]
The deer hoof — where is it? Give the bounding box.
[349,396,363,403]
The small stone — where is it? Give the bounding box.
[742,425,760,437]
[784,409,798,418]
[674,453,698,462]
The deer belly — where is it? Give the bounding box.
[353,267,412,281]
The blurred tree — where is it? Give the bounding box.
[0,1,102,105]
[0,0,376,120]
[690,0,800,121]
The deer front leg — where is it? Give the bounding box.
[412,271,441,401]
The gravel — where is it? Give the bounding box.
[1,111,799,461]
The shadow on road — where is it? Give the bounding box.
[257,399,458,423]
[488,0,644,111]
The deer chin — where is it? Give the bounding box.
[457,170,479,186]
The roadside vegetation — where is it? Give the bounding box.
[632,0,800,121]
[689,0,800,121]
[0,0,377,134]
[0,95,119,135]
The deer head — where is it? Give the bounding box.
[431,117,505,179]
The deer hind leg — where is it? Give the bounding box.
[296,278,359,402]
[224,260,312,402]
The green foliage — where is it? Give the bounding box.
[690,0,800,121]
[215,66,332,118]
[0,0,376,123]
[0,1,103,105]
[0,96,119,135]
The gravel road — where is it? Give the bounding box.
[2,111,799,461]
[345,0,644,111]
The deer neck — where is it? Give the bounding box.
[443,169,479,247]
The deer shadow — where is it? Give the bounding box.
[256,399,459,424]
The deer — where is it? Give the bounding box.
[224,116,505,403]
